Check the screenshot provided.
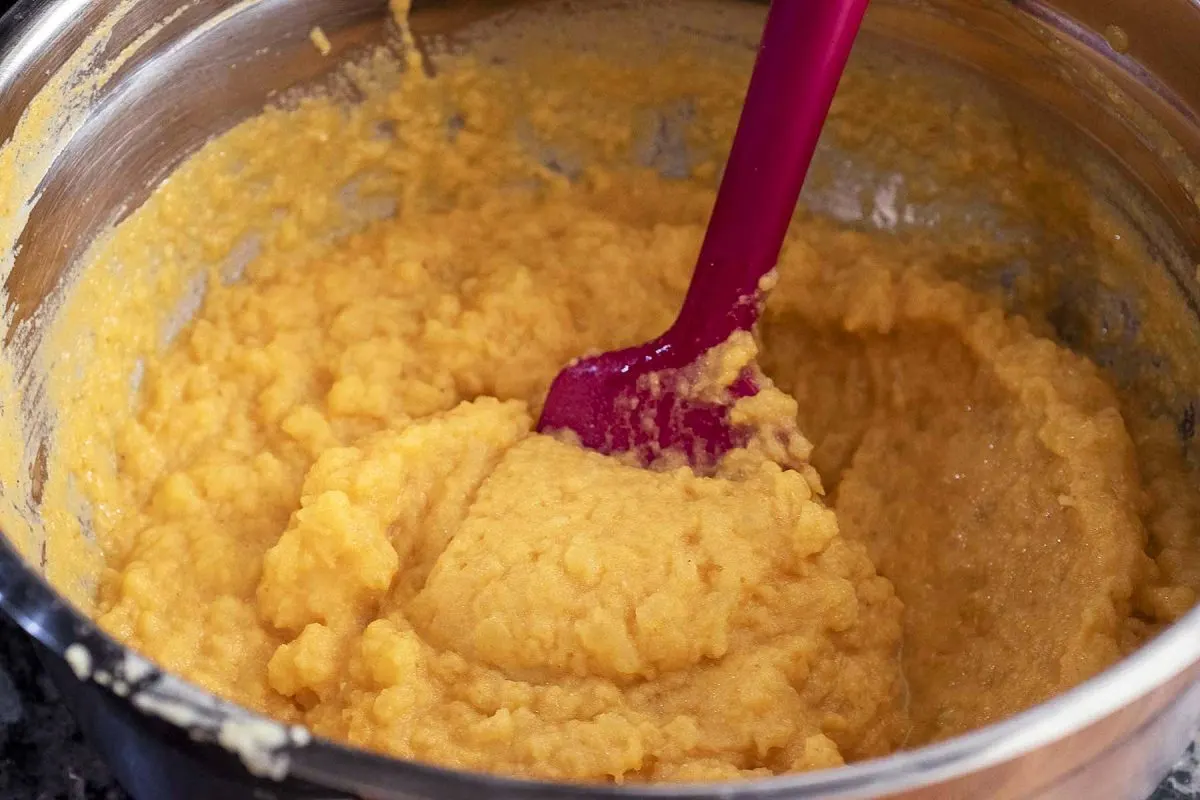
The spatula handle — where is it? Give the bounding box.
[673,0,871,347]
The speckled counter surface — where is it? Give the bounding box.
[1163,747,1200,800]
[0,614,122,800]
[0,614,1194,799]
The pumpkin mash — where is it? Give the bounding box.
[36,0,1199,785]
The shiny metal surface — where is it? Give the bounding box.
[1,0,1200,798]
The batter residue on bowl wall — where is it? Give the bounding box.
[26,0,1200,784]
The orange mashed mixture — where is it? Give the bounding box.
[43,0,1200,784]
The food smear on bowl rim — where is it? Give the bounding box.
[10,0,1200,785]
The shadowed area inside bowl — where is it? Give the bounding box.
[0,0,1199,792]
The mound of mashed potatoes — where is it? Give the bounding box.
[35,0,1200,785]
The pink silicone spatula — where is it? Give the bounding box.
[537,0,871,468]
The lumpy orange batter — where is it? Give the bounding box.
[42,0,1200,784]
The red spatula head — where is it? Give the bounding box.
[537,331,761,470]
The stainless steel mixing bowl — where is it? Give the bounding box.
[2,0,1200,798]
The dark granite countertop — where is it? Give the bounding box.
[0,612,1195,799]
[0,614,123,800]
